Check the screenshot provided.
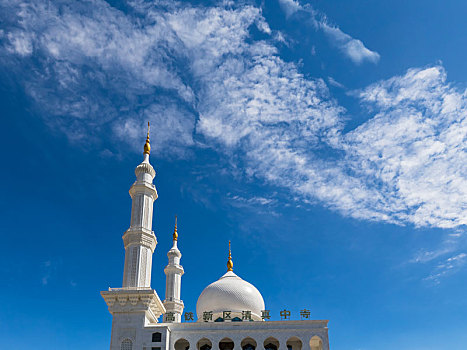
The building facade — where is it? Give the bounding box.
[101,126,330,350]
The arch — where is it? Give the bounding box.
[175,338,190,350]
[219,337,234,350]
[241,337,257,350]
[121,338,133,350]
[152,332,162,342]
[309,336,323,350]
[197,338,213,350]
[286,337,302,350]
[263,337,279,350]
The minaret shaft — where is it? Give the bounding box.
[163,219,184,322]
[121,161,157,288]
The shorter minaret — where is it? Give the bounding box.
[163,216,185,322]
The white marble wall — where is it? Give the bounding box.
[140,321,330,350]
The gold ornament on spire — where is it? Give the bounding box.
[227,240,233,271]
[173,215,178,241]
[143,121,151,155]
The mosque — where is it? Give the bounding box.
[101,125,330,350]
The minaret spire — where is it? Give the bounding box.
[227,240,233,272]
[173,215,178,241]
[163,215,185,322]
[144,121,151,155]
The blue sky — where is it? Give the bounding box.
[1,0,467,349]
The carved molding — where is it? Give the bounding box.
[129,182,158,201]
[164,264,184,275]
[101,289,166,324]
[123,228,157,252]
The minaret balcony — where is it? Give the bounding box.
[123,227,157,252]
[129,181,158,200]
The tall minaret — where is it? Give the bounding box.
[122,122,158,288]
[102,123,165,350]
[163,216,185,322]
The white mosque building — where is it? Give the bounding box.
[101,126,330,350]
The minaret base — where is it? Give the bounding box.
[163,299,184,322]
[101,288,166,324]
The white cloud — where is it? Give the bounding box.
[320,22,380,65]
[344,66,467,228]
[0,0,194,153]
[408,228,467,283]
[328,76,345,89]
[278,0,380,64]
[1,1,466,233]
[278,0,301,18]
[424,253,467,284]
[6,31,33,56]
[229,194,277,206]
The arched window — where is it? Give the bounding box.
[286,337,302,350]
[152,332,162,342]
[219,337,234,350]
[309,336,323,350]
[175,338,190,350]
[121,339,133,350]
[197,338,212,350]
[241,337,257,350]
[263,337,279,350]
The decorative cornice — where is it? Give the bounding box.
[129,181,158,200]
[164,264,184,275]
[123,228,157,252]
[101,288,166,324]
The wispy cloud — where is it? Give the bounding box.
[228,193,278,206]
[278,0,301,18]
[0,0,196,154]
[277,0,380,64]
[408,228,467,283]
[41,260,53,286]
[320,22,380,65]
[424,253,467,285]
[328,76,345,89]
[345,66,467,228]
[1,1,466,234]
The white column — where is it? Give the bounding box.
[122,152,158,288]
[278,336,288,350]
[163,218,184,322]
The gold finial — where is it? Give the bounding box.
[227,240,233,271]
[173,215,178,241]
[143,121,151,154]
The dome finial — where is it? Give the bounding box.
[173,215,178,241]
[227,240,233,271]
[143,121,151,155]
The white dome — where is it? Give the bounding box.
[196,271,265,321]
